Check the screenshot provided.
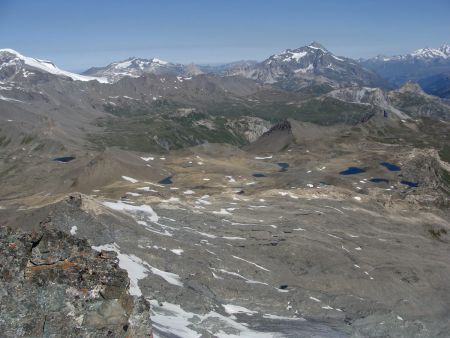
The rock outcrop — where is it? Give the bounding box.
[0,222,152,337]
[245,119,294,153]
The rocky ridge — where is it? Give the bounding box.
[0,221,152,337]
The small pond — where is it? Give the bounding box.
[380,162,401,171]
[339,167,365,175]
[400,180,419,188]
[53,156,75,163]
[158,176,173,184]
[277,163,289,172]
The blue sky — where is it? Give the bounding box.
[0,0,449,71]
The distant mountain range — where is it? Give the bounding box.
[80,42,450,97]
[4,42,450,98]
[81,42,386,90]
[361,44,450,96]
[368,44,450,62]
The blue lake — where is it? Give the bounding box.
[253,173,267,178]
[380,162,401,171]
[339,167,365,175]
[158,176,173,184]
[53,156,75,163]
[400,180,419,188]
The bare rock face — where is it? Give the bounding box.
[0,223,152,337]
[400,150,450,206]
[245,119,294,153]
[225,116,271,142]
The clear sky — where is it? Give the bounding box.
[1,0,449,71]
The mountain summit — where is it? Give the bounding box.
[228,42,385,89]
[83,57,203,82]
[307,41,329,51]
[0,49,108,83]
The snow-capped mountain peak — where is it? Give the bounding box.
[410,45,450,59]
[360,43,450,88]
[231,42,383,89]
[113,57,169,70]
[441,44,450,54]
[151,57,168,65]
[306,41,329,53]
[82,56,197,82]
[370,44,450,62]
[267,42,345,67]
[0,48,108,83]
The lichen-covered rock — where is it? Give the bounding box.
[0,223,152,337]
